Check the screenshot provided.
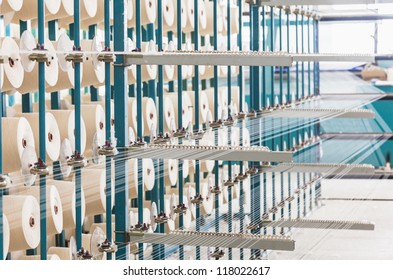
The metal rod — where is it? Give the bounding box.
[194,0,201,261]
[73,0,83,252]
[114,0,130,260]
[237,0,244,260]
[38,0,47,260]
[104,0,113,261]
[176,0,184,261]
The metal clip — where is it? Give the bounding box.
[76,248,94,260]
[286,196,295,202]
[223,116,235,127]
[246,167,258,175]
[269,206,278,214]
[277,201,285,208]
[30,158,49,176]
[97,239,118,253]
[249,254,263,260]
[247,110,257,119]
[98,141,117,156]
[235,173,248,181]
[209,120,223,129]
[190,194,204,205]
[65,47,85,63]
[97,47,115,63]
[0,175,8,189]
[210,249,225,260]
[223,178,235,187]
[189,131,205,141]
[173,128,187,138]
[210,185,222,194]
[152,133,170,144]
[154,212,169,224]
[29,45,49,62]
[0,55,9,64]
[67,151,87,168]
[173,204,188,214]
[237,111,247,120]
[129,138,147,150]
[129,223,150,235]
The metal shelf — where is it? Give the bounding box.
[124,51,293,67]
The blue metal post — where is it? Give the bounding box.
[226,0,233,261]
[113,0,130,260]
[156,0,165,261]
[176,0,184,261]
[104,0,113,260]
[250,3,260,258]
[237,0,244,260]
[20,21,33,113]
[262,6,266,107]
[38,0,47,260]
[73,0,83,251]
[314,18,320,95]
[194,0,201,261]
[48,20,61,110]
[279,7,285,234]
[135,0,144,260]
[0,69,3,259]
[213,0,220,241]
[88,25,99,101]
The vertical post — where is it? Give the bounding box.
[155,0,165,260]
[89,23,103,226]
[113,0,129,260]
[135,0,144,261]
[286,8,291,103]
[20,21,33,113]
[262,6,266,107]
[314,18,320,95]
[307,15,311,97]
[213,0,220,242]
[286,8,292,221]
[88,25,99,101]
[104,0,113,260]
[237,0,244,261]
[49,20,61,110]
[250,3,260,259]
[73,0,83,251]
[38,0,47,260]
[226,0,232,261]
[194,0,201,261]
[0,60,3,259]
[176,0,184,261]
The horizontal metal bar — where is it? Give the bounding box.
[261,0,385,5]
[292,53,375,63]
[321,133,393,141]
[261,163,375,175]
[128,231,295,251]
[320,197,393,202]
[320,14,393,21]
[127,145,294,163]
[267,108,375,119]
[261,218,375,231]
[124,51,293,67]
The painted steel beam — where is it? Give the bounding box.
[266,108,375,119]
[292,53,375,63]
[128,145,293,162]
[126,231,295,251]
[124,51,293,67]
[253,218,375,231]
[261,0,393,5]
[260,163,375,175]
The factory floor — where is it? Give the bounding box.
[269,179,393,260]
